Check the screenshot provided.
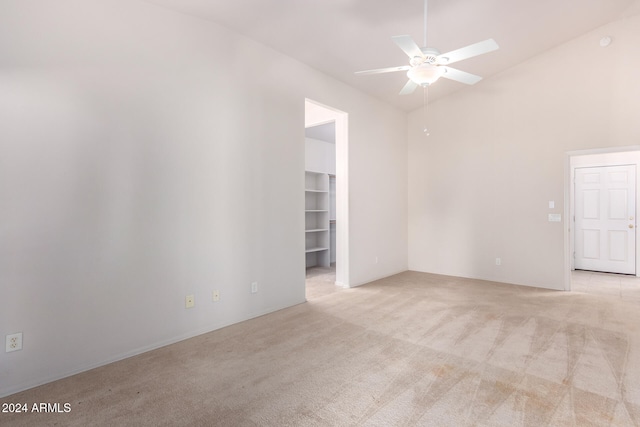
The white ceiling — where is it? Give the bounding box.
[145,0,640,112]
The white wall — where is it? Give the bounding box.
[0,0,408,397]
[305,138,336,175]
[408,14,640,290]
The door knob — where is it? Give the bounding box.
[631,224,635,229]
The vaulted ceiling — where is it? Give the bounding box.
[145,0,640,111]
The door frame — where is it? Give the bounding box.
[564,146,640,290]
[305,99,350,287]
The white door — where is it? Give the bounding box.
[574,165,636,274]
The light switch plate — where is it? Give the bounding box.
[548,214,561,222]
[549,201,555,209]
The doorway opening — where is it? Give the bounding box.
[564,147,640,292]
[304,99,349,299]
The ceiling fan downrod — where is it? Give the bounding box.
[423,0,428,47]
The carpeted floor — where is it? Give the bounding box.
[2,270,640,426]
[305,264,341,300]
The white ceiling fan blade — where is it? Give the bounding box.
[440,66,483,85]
[399,79,418,95]
[355,65,411,75]
[436,39,499,65]
[392,35,425,59]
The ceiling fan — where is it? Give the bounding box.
[355,0,499,95]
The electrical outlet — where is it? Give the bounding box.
[212,290,220,302]
[6,333,23,353]
[495,258,501,266]
[251,282,258,294]
[185,294,195,308]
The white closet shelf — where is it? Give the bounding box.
[305,247,329,253]
[305,170,330,268]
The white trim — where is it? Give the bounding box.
[305,118,335,127]
[347,268,408,288]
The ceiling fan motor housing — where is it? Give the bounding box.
[409,47,440,66]
[421,47,440,63]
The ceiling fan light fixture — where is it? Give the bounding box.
[407,63,445,86]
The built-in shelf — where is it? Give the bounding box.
[305,247,329,253]
[305,171,330,268]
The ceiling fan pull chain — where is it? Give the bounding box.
[423,86,430,136]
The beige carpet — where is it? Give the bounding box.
[2,271,640,426]
[305,264,340,300]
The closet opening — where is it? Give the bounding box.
[304,99,349,299]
